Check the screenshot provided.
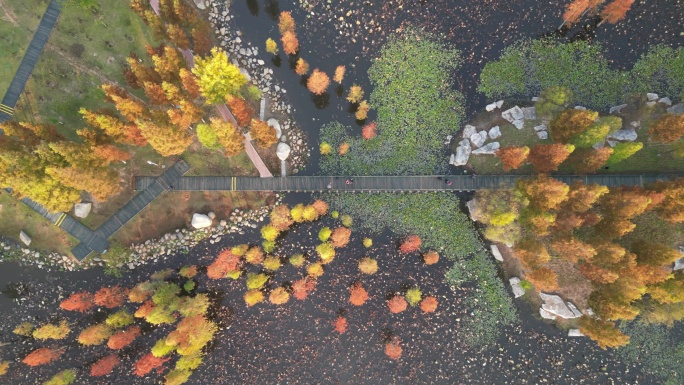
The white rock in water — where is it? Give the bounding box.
[502,106,524,123]
[267,118,282,139]
[488,125,501,139]
[609,104,628,114]
[491,244,503,262]
[540,308,556,320]
[609,129,637,142]
[512,119,525,129]
[647,93,659,101]
[540,292,579,319]
[485,102,498,112]
[568,329,584,337]
[659,97,672,106]
[522,107,536,120]
[470,132,486,148]
[276,142,291,161]
[496,100,504,108]
[453,144,471,166]
[472,142,500,155]
[191,213,212,229]
[537,131,548,140]
[74,203,92,218]
[20,231,31,246]
[509,277,525,298]
[534,124,547,132]
[574,106,587,111]
[462,124,477,139]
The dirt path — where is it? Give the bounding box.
[0,0,19,26]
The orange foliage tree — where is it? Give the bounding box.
[207,249,242,279]
[361,122,377,140]
[384,338,402,360]
[387,296,407,314]
[226,96,254,127]
[330,227,352,248]
[281,31,299,55]
[334,316,347,334]
[307,69,330,95]
[528,143,575,173]
[250,119,279,148]
[653,179,684,223]
[333,66,345,83]
[563,0,590,25]
[94,286,129,308]
[91,354,120,377]
[278,11,295,33]
[312,200,329,216]
[22,347,64,367]
[295,58,309,75]
[526,268,560,292]
[496,146,529,171]
[60,291,94,312]
[578,316,629,349]
[349,282,369,306]
[107,325,142,350]
[423,251,439,265]
[600,0,635,25]
[292,277,316,300]
[519,174,570,211]
[399,235,422,254]
[269,287,291,305]
[133,353,170,377]
[567,147,613,174]
[647,113,684,143]
[420,296,438,313]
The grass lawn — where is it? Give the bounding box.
[0,0,42,93]
[0,190,78,257]
[112,191,274,245]
[11,0,156,129]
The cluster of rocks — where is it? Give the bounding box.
[202,0,309,172]
[0,241,78,272]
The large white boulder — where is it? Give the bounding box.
[491,244,504,262]
[540,293,580,319]
[191,213,212,229]
[74,203,92,218]
[502,106,524,123]
[485,102,498,112]
[488,125,501,140]
[659,97,672,106]
[647,93,659,101]
[609,129,637,142]
[470,131,487,148]
[536,131,549,140]
[452,144,471,166]
[267,118,282,139]
[20,231,31,246]
[472,142,500,155]
[509,277,525,298]
[462,125,477,139]
[540,308,556,320]
[276,142,291,161]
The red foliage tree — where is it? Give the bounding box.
[22,347,64,367]
[600,0,635,24]
[133,353,170,377]
[528,143,575,173]
[384,338,402,360]
[349,282,369,306]
[94,286,129,308]
[107,326,142,350]
[420,296,439,313]
[334,316,347,334]
[330,227,352,248]
[568,147,613,174]
[387,296,408,314]
[60,291,94,312]
[226,97,254,127]
[134,300,155,319]
[207,249,242,279]
[361,122,377,140]
[91,354,120,377]
[496,146,530,171]
[563,0,590,25]
[292,277,316,300]
[399,235,422,254]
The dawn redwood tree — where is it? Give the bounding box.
[192,47,247,103]
[107,326,142,350]
[191,27,213,57]
[399,235,422,254]
[599,188,652,219]
[514,238,551,270]
[166,24,189,49]
[33,321,71,341]
[244,289,265,306]
[60,291,94,312]
[519,174,570,211]
[528,143,575,173]
[358,257,379,275]
[166,315,217,356]
[269,287,291,305]
[312,199,329,216]
[91,354,120,377]
[420,296,438,313]
[423,251,439,265]
[207,249,242,279]
[46,166,121,202]
[78,324,113,346]
[292,277,316,300]
[349,282,369,306]
[278,11,295,33]
[600,0,635,25]
[334,66,346,83]
[94,286,129,308]
[387,296,408,314]
[250,119,279,148]
[563,0,590,25]
[307,69,331,95]
[563,182,609,213]
[549,109,598,143]
[212,118,245,156]
[133,353,170,377]
[361,121,377,139]
[295,58,309,75]
[270,205,294,231]
[578,316,629,349]
[548,237,597,263]
[355,100,370,120]
[632,240,681,267]
[265,38,278,54]
[22,347,64,367]
[330,227,352,248]
[496,146,529,171]
[346,84,364,103]
[137,120,193,157]
[384,338,402,360]
[526,267,560,292]
[567,147,613,174]
[647,113,684,143]
[226,96,254,127]
[334,316,348,334]
[281,31,299,55]
[653,179,684,223]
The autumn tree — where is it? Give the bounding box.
[191,27,213,57]
[46,166,121,202]
[384,338,402,360]
[281,31,299,55]
[44,369,76,385]
[244,289,265,306]
[179,68,201,99]
[295,58,309,75]
[399,235,421,254]
[519,174,570,211]
[653,179,684,223]
[270,204,294,231]
[79,107,145,146]
[226,96,254,127]
[632,240,681,267]
[647,113,684,143]
[420,296,438,313]
[33,321,71,340]
[330,227,352,248]
[78,324,113,346]
[250,119,278,148]
[292,277,316,300]
[355,100,370,120]
[307,69,330,95]
[349,282,369,306]
[91,354,120,377]
[536,86,574,116]
[600,0,635,25]
[94,286,129,308]
[549,109,598,143]
[166,315,217,355]
[496,146,529,171]
[212,118,245,156]
[599,188,652,219]
[568,147,613,174]
[548,237,596,263]
[361,121,377,140]
[578,316,629,349]
[138,120,193,157]
[22,347,64,367]
[167,24,189,49]
[526,267,560,292]
[571,121,611,148]
[387,296,407,313]
[60,291,94,312]
[563,0,590,25]
[346,84,364,103]
[312,199,329,216]
[334,316,347,334]
[192,47,247,103]
[358,257,379,275]
[528,143,575,173]
[269,287,291,305]
[333,66,345,83]
[515,238,551,270]
[265,38,278,54]
[423,251,439,265]
[607,141,643,165]
[107,325,141,350]
[133,353,170,377]
[278,11,295,33]
[207,249,242,279]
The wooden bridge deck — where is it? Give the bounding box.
[134,174,684,192]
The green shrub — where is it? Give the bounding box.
[105,310,134,329]
[183,280,195,292]
[43,369,76,385]
[289,254,305,267]
[318,227,332,241]
[405,287,422,306]
[196,123,221,150]
[246,273,269,290]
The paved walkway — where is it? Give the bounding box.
[0,0,61,123]
[149,0,272,177]
[134,174,684,192]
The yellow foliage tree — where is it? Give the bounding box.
[192,48,247,103]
